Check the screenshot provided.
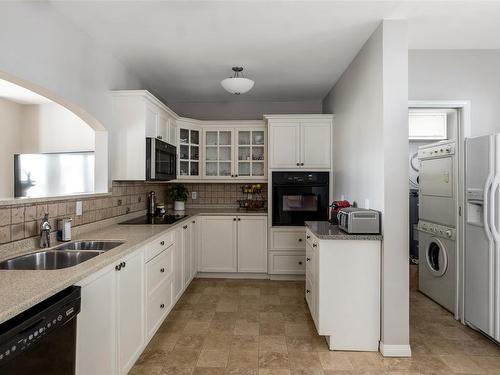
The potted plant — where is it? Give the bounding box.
[169,184,189,211]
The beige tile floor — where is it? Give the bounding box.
[131,278,500,375]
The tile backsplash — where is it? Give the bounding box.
[0,182,267,245]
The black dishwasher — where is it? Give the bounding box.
[0,286,81,375]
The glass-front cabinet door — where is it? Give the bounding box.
[204,129,233,178]
[178,126,200,178]
[236,129,266,179]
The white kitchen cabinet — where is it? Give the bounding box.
[305,228,381,352]
[76,247,145,375]
[235,128,266,180]
[173,227,184,301]
[177,121,201,179]
[268,122,301,168]
[76,266,117,375]
[266,115,332,170]
[301,121,332,168]
[204,129,234,179]
[110,90,178,180]
[116,249,145,375]
[237,216,268,272]
[199,216,237,272]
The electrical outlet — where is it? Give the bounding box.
[191,192,197,200]
[75,201,83,216]
[365,199,370,209]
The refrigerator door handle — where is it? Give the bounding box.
[489,176,500,242]
[484,174,494,241]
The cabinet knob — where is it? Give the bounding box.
[115,264,121,271]
[306,289,311,294]
[306,235,311,239]
[300,163,304,166]
[160,303,165,309]
[121,262,126,268]
[160,268,165,273]
[233,218,237,221]
[313,244,318,248]
[231,174,234,178]
[298,261,303,265]
[306,257,311,261]
[160,241,165,246]
[238,218,241,221]
[296,163,300,166]
[192,221,195,224]
[235,174,238,177]
[298,238,302,242]
[183,225,188,229]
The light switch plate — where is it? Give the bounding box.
[191,192,197,200]
[76,201,83,216]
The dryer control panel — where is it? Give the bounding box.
[418,141,455,160]
[418,220,456,240]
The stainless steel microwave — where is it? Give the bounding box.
[146,137,176,181]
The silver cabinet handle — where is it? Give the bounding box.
[306,289,311,294]
[160,241,165,246]
[306,235,311,239]
[306,258,311,261]
[313,244,318,248]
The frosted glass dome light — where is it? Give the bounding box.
[221,67,254,95]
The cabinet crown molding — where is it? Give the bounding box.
[264,114,333,121]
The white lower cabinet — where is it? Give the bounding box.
[269,227,306,275]
[76,267,117,375]
[116,250,145,374]
[305,229,381,352]
[199,215,267,273]
[199,216,238,272]
[237,216,268,272]
[76,247,145,375]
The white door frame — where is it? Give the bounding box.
[408,100,471,323]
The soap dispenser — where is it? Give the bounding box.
[57,217,72,242]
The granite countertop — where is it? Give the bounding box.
[305,221,383,241]
[0,207,267,325]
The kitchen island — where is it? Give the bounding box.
[304,221,382,352]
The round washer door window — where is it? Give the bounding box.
[426,238,448,277]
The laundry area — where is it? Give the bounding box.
[409,104,500,349]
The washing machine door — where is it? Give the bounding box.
[425,237,448,277]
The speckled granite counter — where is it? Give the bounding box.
[0,207,266,324]
[305,221,383,241]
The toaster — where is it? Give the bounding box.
[337,207,381,234]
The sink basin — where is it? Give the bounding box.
[53,240,125,252]
[0,240,125,270]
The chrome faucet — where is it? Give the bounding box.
[40,213,51,248]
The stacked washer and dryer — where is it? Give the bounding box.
[417,140,458,314]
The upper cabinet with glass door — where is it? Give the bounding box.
[178,124,201,179]
[204,129,234,178]
[236,129,266,180]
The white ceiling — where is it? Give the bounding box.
[0,79,52,104]
[51,1,500,103]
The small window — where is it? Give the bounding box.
[409,112,447,140]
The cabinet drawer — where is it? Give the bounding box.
[269,252,306,274]
[147,278,173,339]
[270,228,306,251]
[145,231,175,262]
[146,245,173,294]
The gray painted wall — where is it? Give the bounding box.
[323,20,410,351]
[409,49,500,137]
[169,100,323,120]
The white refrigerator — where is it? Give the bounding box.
[465,134,500,342]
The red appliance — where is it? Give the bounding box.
[329,200,351,224]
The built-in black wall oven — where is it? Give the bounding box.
[272,171,329,226]
[146,137,176,181]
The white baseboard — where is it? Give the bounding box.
[379,342,412,357]
[195,272,270,279]
[269,274,305,281]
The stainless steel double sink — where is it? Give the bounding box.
[0,240,125,270]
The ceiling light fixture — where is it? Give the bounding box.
[221,67,254,95]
